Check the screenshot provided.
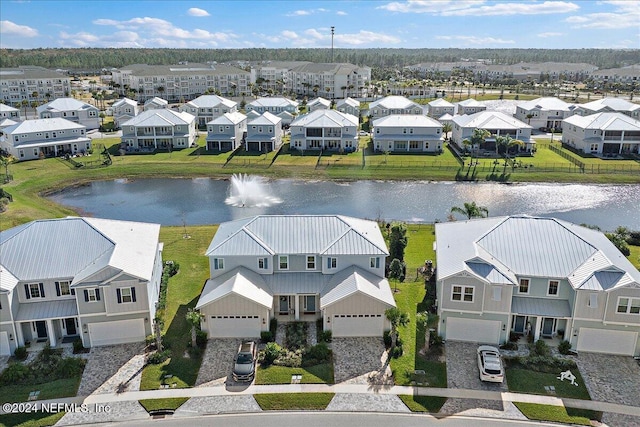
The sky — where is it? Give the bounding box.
[1,0,639,50]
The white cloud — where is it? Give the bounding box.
[336,31,402,46]
[336,11,348,16]
[538,32,564,38]
[378,1,486,14]
[281,30,299,39]
[187,7,210,17]
[435,35,515,45]
[565,0,640,29]
[378,0,580,16]
[280,28,401,47]
[287,10,312,16]
[0,20,38,37]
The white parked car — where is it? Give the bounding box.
[477,345,504,383]
[358,130,369,136]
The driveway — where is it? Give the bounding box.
[77,342,145,396]
[574,353,640,427]
[196,338,244,387]
[332,337,393,385]
[440,341,507,415]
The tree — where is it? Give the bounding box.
[388,258,405,283]
[495,135,524,156]
[21,99,29,117]
[388,222,408,261]
[606,226,631,256]
[442,123,452,141]
[450,201,489,220]
[185,308,204,348]
[385,307,409,350]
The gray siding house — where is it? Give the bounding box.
[206,111,247,152]
[289,110,359,152]
[0,217,163,355]
[372,115,443,153]
[196,215,395,338]
[435,216,640,356]
[37,98,100,130]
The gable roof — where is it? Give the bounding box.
[290,110,358,128]
[337,98,360,108]
[456,99,484,107]
[563,112,640,131]
[144,97,168,107]
[122,109,194,127]
[185,95,236,109]
[248,97,299,109]
[321,266,395,308]
[196,267,272,309]
[429,98,454,107]
[517,97,576,112]
[578,98,640,114]
[206,215,388,257]
[248,111,281,126]
[370,96,420,110]
[308,97,331,108]
[3,118,85,135]
[37,98,96,114]
[373,114,442,128]
[112,98,137,108]
[208,111,247,126]
[452,111,532,130]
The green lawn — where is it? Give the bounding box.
[255,364,334,385]
[398,395,447,413]
[506,367,591,400]
[138,397,189,413]
[253,393,334,410]
[514,402,592,426]
[627,244,640,270]
[139,225,216,390]
[0,377,81,404]
[0,411,65,427]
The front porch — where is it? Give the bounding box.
[15,299,81,349]
[274,294,321,323]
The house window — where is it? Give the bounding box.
[84,288,101,302]
[616,297,640,314]
[492,286,502,301]
[588,293,598,308]
[303,295,316,312]
[213,258,224,270]
[56,281,71,296]
[547,280,559,296]
[279,255,289,270]
[370,257,380,269]
[519,278,530,294]
[327,257,337,269]
[452,285,474,302]
[306,256,316,270]
[26,283,44,299]
[258,257,269,270]
[117,287,136,303]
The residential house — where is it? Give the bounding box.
[336,98,361,117]
[0,217,163,355]
[435,215,640,357]
[37,98,100,130]
[195,215,395,338]
[0,118,91,160]
[308,97,331,112]
[120,109,197,152]
[451,111,533,153]
[246,97,299,115]
[289,110,359,152]
[206,111,247,152]
[427,99,455,119]
[575,98,640,119]
[372,115,443,153]
[0,103,21,120]
[245,112,283,153]
[455,99,487,116]
[0,66,71,105]
[562,112,640,156]
[143,97,168,111]
[111,98,138,128]
[514,97,577,130]
[368,96,424,118]
[178,95,237,128]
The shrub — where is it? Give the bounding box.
[56,357,85,377]
[383,330,392,348]
[429,334,443,348]
[500,341,518,351]
[304,342,331,364]
[164,261,180,277]
[274,349,303,368]
[319,330,332,343]
[72,338,85,354]
[196,330,208,348]
[147,349,171,365]
[390,345,403,359]
[13,346,27,360]
[285,322,307,350]
[530,339,551,357]
[558,340,572,355]
[262,342,283,366]
[269,318,278,336]
[1,362,29,384]
[260,331,274,343]
[509,332,521,342]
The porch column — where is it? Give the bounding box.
[294,295,300,320]
[46,319,57,347]
[15,322,25,347]
[533,316,542,342]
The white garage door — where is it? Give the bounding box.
[88,319,146,347]
[0,332,10,356]
[332,314,384,337]
[577,328,637,356]
[208,315,261,338]
[446,317,501,344]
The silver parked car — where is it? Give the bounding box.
[233,341,257,382]
[477,345,504,383]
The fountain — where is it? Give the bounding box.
[225,173,282,208]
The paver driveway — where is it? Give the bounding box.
[332,337,393,385]
[196,338,244,387]
[440,341,507,415]
[574,353,640,427]
[77,342,145,396]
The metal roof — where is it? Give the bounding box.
[579,97,640,113]
[321,266,396,308]
[196,267,273,309]
[290,110,358,128]
[264,272,328,295]
[117,63,250,77]
[579,271,625,291]
[37,98,96,114]
[248,97,299,109]
[185,95,236,109]
[144,97,168,107]
[466,261,515,285]
[517,97,577,112]
[373,115,442,128]
[248,112,281,126]
[207,111,246,126]
[564,112,640,131]
[429,98,454,107]
[452,111,532,130]
[122,109,194,127]
[370,96,420,110]
[112,98,137,108]
[0,103,19,112]
[3,118,85,135]
[512,297,571,318]
[337,98,360,108]
[16,299,78,321]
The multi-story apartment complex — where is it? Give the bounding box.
[0,66,71,105]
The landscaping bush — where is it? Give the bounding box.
[196,330,208,348]
[147,349,171,365]
[383,330,404,349]
[260,331,274,343]
[383,330,391,348]
[319,330,332,343]
[429,334,443,348]
[530,339,551,357]
[73,338,85,354]
[558,340,572,355]
[269,318,278,336]
[262,342,283,366]
[509,332,521,342]
[517,355,577,373]
[302,343,331,366]
[273,349,303,368]
[56,357,85,377]
[390,345,404,359]
[164,261,180,277]
[500,341,519,351]
[627,231,640,246]
[0,362,29,384]
[13,346,27,360]
[285,322,307,350]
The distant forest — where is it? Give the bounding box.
[1,48,639,71]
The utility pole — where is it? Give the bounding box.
[331,26,335,63]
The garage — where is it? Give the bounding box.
[208,315,261,338]
[88,319,146,347]
[0,332,10,356]
[576,328,638,356]
[332,314,384,337]
[446,317,501,344]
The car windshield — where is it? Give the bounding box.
[237,353,253,364]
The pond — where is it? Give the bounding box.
[48,178,640,231]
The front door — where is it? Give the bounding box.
[542,318,555,337]
[513,315,526,333]
[35,321,47,339]
[65,318,77,335]
[279,296,290,314]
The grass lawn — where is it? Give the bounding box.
[514,402,592,426]
[627,244,640,270]
[505,367,591,400]
[0,411,65,427]
[398,395,447,413]
[253,393,334,410]
[138,397,189,413]
[255,364,334,385]
[0,377,81,404]
[139,225,216,390]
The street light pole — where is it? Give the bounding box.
[331,27,335,63]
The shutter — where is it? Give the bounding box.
[327,258,331,268]
[71,288,75,296]
[39,283,45,298]
[376,257,380,268]
[131,287,137,302]
[96,289,101,301]
[116,288,122,304]
[265,258,268,269]
[24,284,31,300]
[84,290,89,302]
[56,282,61,296]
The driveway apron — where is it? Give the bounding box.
[332,337,393,385]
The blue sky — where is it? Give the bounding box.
[1,1,639,50]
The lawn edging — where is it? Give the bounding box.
[253,392,335,410]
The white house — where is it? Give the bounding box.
[178,95,237,128]
[427,98,455,119]
[37,98,100,130]
[246,97,299,116]
[245,112,283,153]
[0,103,20,121]
[372,115,443,153]
[514,97,578,130]
[455,99,487,116]
[575,98,640,119]
[195,215,395,338]
[120,109,197,152]
[206,111,247,152]
[0,118,91,161]
[451,111,533,152]
[336,98,361,117]
[143,97,168,111]
[0,217,163,354]
[562,112,640,156]
[308,97,331,112]
[368,96,424,118]
[111,98,138,128]
[435,215,640,357]
[289,110,359,152]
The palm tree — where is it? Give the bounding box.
[185,308,204,348]
[385,307,409,350]
[442,123,452,141]
[495,135,524,156]
[450,201,489,220]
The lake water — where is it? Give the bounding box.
[48,178,640,231]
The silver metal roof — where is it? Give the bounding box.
[196,267,272,309]
[37,98,96,114]
[564,112,640,132]
[122,109,194,127]
[511,297,571,318]
[290,110,358,128]
[321,266,396,308]
[265,272,328,295]
[16,299,78,321]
